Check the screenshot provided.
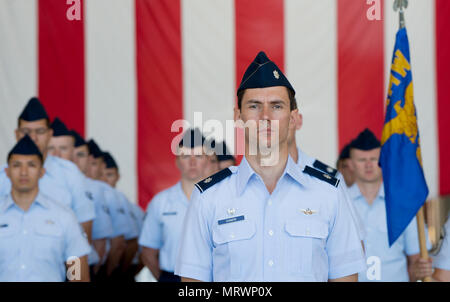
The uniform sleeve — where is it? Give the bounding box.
[326,187,367,280]
[138,194,163,249]
[174,188,213,282]
[120,195,140,240]
[433,220,450,270]
[91,186,114,240]
[63,211,92,260]
[104,188,129,238]
[403,216,432,256]
[64,167,96,223]
[133,204,145,230]
[338,178,366,241]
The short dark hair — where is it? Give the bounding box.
[237,87,297,111]
[17,118,50,128]
[7,152,44,165]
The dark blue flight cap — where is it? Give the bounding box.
[87,139,103,158]
[103,152,118,170]
[179,128,206,149]
[339,143,351,160]
[19,97,49,122]
[216,140,235,162]
[70,130,87,148]
[7,135,43,163]
[350,128,381,151]
[51,118,71,137]
[237,51,295,96]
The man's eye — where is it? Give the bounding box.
[36,128,47,135]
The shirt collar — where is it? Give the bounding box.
[236,157,255,196]
[348,182,385,202]
[0,191,49,213]
[236,155,305,196]
[175,181,189,204]
[43,155,56,178]
[348,183,363,200]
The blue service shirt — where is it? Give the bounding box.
[0,192,91,282]
[116,191,140,240]
[175,156,366,282]
[139,182,189,273]
[348,183,431,282]
[129,202,145,265]
[433,218,450,270]
[0,156,96,224]
[297,148,366,241]
[98,182,132,238]
[85,178,114,265]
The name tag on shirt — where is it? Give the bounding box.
[0,224,8,228]
[162,212,177,216]
[218,215,245,225]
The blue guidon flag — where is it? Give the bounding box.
[380,27,429,246]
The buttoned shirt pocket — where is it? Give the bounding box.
[33,223,64,263]
[0,221,19,263]
[212,219,256,279]
[285,219,329,277]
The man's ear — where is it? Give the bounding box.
[347,157,355,173]
[234,106,241,122]
[296,113,303,130]
[15,129,21,142]
[4,167,10,178]
[39,167,46,179]
[175,156,181,170]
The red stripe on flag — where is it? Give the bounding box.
[38,0,85,135]
[436,0,450,195]
[234,0,285,163]
[337,0,385,150]
[135,0,183,209]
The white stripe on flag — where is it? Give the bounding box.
[85,0,137,202]
[285,0,338,165]
[181,0,235,145]
[384,0,439,198]
[0,0,37,161]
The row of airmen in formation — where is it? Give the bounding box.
[1,51,449,282]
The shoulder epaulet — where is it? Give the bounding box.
[195,168,232,193]
[303,166,340,188]
[313,159,338,177]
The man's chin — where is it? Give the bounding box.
[15,187,34,194]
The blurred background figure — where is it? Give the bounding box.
[102,151,143,282]
[348,128,431,282]
[336,143,355,188]
[215,140,236,170]
[0,136,90,282]
[139,128,208,282]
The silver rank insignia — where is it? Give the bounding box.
[204,177,212,184]
[300,208,317,216]
[326,167,334,173]
[323,174,332,180]
[45,219,55,225]
[273,70,280,79]
[227,208,236,216]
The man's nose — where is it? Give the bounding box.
[262,103,270,121]
[20,165,28,176]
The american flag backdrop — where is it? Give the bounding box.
[0,0,449,211]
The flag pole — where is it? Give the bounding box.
[393,0,432,282]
